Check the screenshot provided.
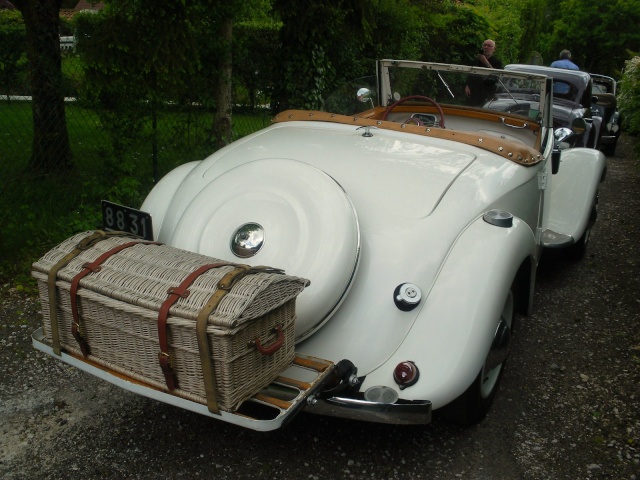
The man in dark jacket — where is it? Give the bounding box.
[465,39,503,106]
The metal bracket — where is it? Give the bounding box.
[537,170,548,190]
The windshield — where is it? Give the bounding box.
[323,60,549,125]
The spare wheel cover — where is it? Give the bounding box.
[169,158,360,341]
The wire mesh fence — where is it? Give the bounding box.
[0,44,272,281]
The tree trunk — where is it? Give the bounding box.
[212,17,233,150]
[14,0,72,173]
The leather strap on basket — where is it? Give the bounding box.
[70,240,160,357]
[196,265,251,414]
[157,263,237,392]
[46,231,130,356]
[195,265,284,414]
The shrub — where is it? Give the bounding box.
[618,56,640,136]
[0,10,28,95]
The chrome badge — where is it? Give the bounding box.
[230,223,264,258]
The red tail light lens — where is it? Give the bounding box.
[393,361,419,389]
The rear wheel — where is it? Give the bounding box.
[440,287,515,426]
[601,138,618,157]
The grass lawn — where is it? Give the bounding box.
[0,99,271,285]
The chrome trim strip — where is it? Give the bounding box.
[304,395,432,425]
[294,176,361,342]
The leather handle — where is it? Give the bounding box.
[253,325,284,356]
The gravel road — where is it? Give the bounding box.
[1,135,639,480]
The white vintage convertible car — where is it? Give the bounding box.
[33,60,606,431]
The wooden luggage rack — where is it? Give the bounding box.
[32,326,334,431]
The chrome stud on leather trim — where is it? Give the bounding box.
[230,223,265,258]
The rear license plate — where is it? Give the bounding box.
[101,201,154,241]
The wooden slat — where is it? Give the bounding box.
[254,393,293,410]
[275,376,312,390]
[293,356,333,372]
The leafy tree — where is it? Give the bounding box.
[12,0,72,172]
[413,1,492,65]
[272,0,372,111]
[234,19,281,109]
[75,2,200,181]
[517,0,546,63]
[365,0,424,62]
[618,56,640,135]
[539,0,640,76]
[182,0,272,148]
[0,10,27,97]
[460,0,538,65]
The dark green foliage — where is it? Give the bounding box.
[619,56,640,136]
[517,0,546,63]
[415,3,493,65]
[538,0,640,76]
[0,10,28,95]
[234,20,281,109]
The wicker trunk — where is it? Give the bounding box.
[32,231,309,413]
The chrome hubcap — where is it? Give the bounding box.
[481,290,514,399]
[230,223,264,258]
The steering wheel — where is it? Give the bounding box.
[382,95,445,129]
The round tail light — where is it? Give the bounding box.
[393,361,419,389]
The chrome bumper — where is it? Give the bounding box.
[304,394,432,425]
[32,327,431,428]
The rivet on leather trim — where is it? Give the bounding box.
[498,147,504,152]
[508,152,513,157]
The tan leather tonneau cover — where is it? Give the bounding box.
[273,110,544,166]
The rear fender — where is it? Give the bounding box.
[140,161,200,239]
[361,214,536,409]
[547,148,606,242]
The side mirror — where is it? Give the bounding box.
[356,87,374,109]
[554,127,574,150]
[357,88,372,103]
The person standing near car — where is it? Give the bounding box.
[465,39,503,105]
[550,49,579,94]
[550,50,579,70]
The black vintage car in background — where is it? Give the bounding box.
[591,74,622,156]
[505,64,603,151]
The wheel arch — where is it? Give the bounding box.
[360,213,537,409]
[140,160,200,239]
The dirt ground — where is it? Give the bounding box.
[1,135,639,480]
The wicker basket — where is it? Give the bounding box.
[32,231,309,412]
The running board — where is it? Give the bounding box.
[32,327,334,431]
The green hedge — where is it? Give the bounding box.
[619,56,640,136]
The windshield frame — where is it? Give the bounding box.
[377,59,551,128]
